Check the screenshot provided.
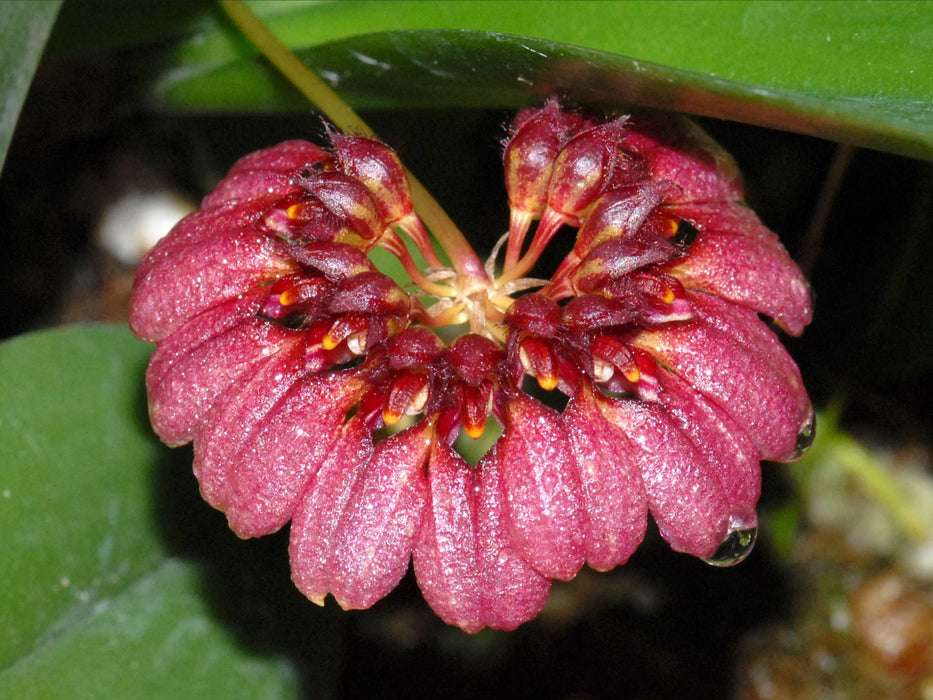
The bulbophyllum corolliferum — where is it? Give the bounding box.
[130,100,814,633]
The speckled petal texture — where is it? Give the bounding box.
[131,101,814,633]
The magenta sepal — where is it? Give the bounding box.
[597,391,733,559]
[473,444,552,629]
[412,443,484,632]
[313,421,432,610]
[192,337,307,514]
[413,442,552,633]
[654,369,761,530]
[224,370,366,538]
[130,207,297,342]
[634,292,813,463]
[663,201,813,335]
[145,292,293,447]
[497,395,585,581]
[476,443,551,630]
[289,415,374,606]
[621,115,744,203]
[200,171,300,212]
[200,140,332,209]
[220,140,333,179]
[562,381,648,571]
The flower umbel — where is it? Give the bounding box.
[130,101,814,633]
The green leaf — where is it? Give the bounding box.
[0,561,298,698]
[145,0,932,159]
[0,1,61,174]
[0,326,300,697]
[0,326,161,668]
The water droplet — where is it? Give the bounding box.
[794,412,817,458]
[704,522,757,567]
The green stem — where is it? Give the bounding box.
[217,0,487,283]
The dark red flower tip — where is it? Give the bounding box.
[330,130,416,227]
[131,99,813,632]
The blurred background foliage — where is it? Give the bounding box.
[1,2,932,697]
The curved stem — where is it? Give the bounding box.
[496,210,564,287]
[218,0,487,282]
[378,230,456,298]
[218,1,373,137]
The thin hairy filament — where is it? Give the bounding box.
[496,211,564,288]
[378,230,457,298]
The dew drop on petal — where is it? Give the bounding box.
[703,521,758,567]
[793,412,816,459]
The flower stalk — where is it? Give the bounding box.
[218,0,487,284]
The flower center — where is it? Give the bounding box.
[254,118,697,446]
[413,237,554,345]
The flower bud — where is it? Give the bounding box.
[295,170,388,249]
[544,117,630,227]
[330,132,415,226]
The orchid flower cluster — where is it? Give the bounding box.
[130,100,814,633]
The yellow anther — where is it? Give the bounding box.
[382,408,402,426]
[464,421,485,440]
[537,373,559,391]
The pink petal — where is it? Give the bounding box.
[146,292,291,446]
[655,369,760,529]
[130,223,296,342]
[224,140,332,176]
[562,382,647,571]
[225,370,366,538]
[414,441,553,633]
[201,140,331,210]
[498,395,585,580]
[623,115,744,203]
[200,170,300,211]
[412,443,484,632]
[289,416,374,605]
[633,292,813,462]
[129,206,239,341]
[192,337,306,513]
[326,421,432,610]
[664,202,812,335]
[597,394,731,558]
[134,202,272,289]
[474,443,552,630]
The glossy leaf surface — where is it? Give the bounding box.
[0,326,298,696]
[148,1,932,159]
[0,1,61,172]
